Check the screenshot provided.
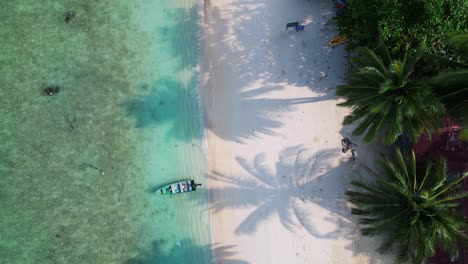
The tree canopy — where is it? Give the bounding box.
[347,150,468,263]
[338,0,468,54]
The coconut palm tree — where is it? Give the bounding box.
[336,44,445,144]
[347,149,468,263]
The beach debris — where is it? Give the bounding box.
[175,241,182,248]
[64,10,76,23]
[286,21,305,32]
[42,85,60,96]
[328,35,347,46]
[319,72,327,80]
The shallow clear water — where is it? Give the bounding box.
[0,1,210,263]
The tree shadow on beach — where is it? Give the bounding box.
[209,145,392,262]
[209,146,351,238]
[123,77,328,142]
[209,88,329,142]
[124,239,248,264]
[202,0,347,143]
[212,243,251,264]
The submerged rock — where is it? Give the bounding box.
[64,10,76,23]
[42,85,60,96]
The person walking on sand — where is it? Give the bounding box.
[341,137,357,160]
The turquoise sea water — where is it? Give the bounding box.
[0,1,210,263]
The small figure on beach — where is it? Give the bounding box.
[341,137,357,160]
[446,127,460,151]
[319,72,328,80]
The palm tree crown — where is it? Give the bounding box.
[336,44,445,144]
[347,150,468,263]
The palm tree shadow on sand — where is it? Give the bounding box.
[210,146,353,238]
[202,0,341,144]
[209,146,392,262]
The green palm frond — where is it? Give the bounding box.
[430,69,468,116]
[348,150,468,263]
[446,34,468,64]
[447,34,468,49]
[352,47,387,73]
[401,42,426,82]
[377,44,392,68]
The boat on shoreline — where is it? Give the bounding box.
[155,180,202,195]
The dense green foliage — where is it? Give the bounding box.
[347,150,468,263]
[338,0,468,53]
[335,1,468,261]
[336,44,445,144]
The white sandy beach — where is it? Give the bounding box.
[201,0,394,263]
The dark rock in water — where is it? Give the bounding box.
[64,10,76,23]
[42,85,60,96]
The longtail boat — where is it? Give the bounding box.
[155,179,201,195]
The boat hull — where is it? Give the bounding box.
[155,180,198,195]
